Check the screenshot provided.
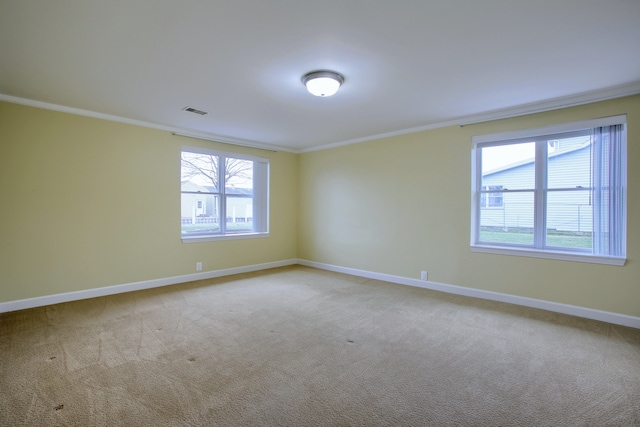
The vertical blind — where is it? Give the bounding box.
[592,124,626,257]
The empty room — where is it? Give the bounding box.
[1,1,639,426]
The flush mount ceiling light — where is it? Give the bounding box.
[302,70,344,97]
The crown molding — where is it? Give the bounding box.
[457,81,640,126]
[0,94,297,153]
[300,81,640,153]
[298,118,461,153]
[3,80,639,155]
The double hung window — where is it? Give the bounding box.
[181,147,269,241]
[471,116,626,265]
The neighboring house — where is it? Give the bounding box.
[181,181,253,224]
[481,137,593,233]
[181,182,217,219]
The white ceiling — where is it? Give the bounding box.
[1,1,639,152]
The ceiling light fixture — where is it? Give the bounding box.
[302,70,344,97]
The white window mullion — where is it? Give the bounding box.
[219,155,227,235]
[533,140,547,249]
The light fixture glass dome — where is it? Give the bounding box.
[302,70,344,97]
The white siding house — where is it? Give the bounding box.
[181,182,253,225]
[481,138,593,233]
[180,182,218,219]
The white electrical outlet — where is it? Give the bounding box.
[196,262,202,271]
[420,271,428,281]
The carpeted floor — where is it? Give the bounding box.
[1,265,639,426]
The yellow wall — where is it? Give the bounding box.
[298,95,640,318]
[2,95,639,319]
[0,102,298,302]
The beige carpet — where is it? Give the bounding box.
[1,265,639,426]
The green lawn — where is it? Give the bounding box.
[480,229,592,249]
[182,222,253,234]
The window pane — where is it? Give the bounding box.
[225,158,253,195]
[226,196,253,233]
[181,152,219,192]
[181,194,220,235]
[480,185,504,208]
[481,142,535,190]
[479,191,534,245]
[546,190,592,250]
[547,135,592,189]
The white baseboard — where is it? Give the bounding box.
[3,258,639,329]
[0,259,298,314]
[297,259,640,329]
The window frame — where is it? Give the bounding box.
[181,146,269,243]
[470,115,627,266]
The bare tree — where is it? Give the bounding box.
[181,153,253,190]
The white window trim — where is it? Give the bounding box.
[181,232,269,244]
[471,245,625,266]
[181,146,270,242]
[470,115,627,265]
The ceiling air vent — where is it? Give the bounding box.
[182,106,208,116]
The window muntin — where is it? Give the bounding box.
[471,116,626,264]
[181,147,269,241]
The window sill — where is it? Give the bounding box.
[182,232,269,243]
[471,244,626,266]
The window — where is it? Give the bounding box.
[471,115,626,265]
[181,147,269,241]
[480,185,504,208]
